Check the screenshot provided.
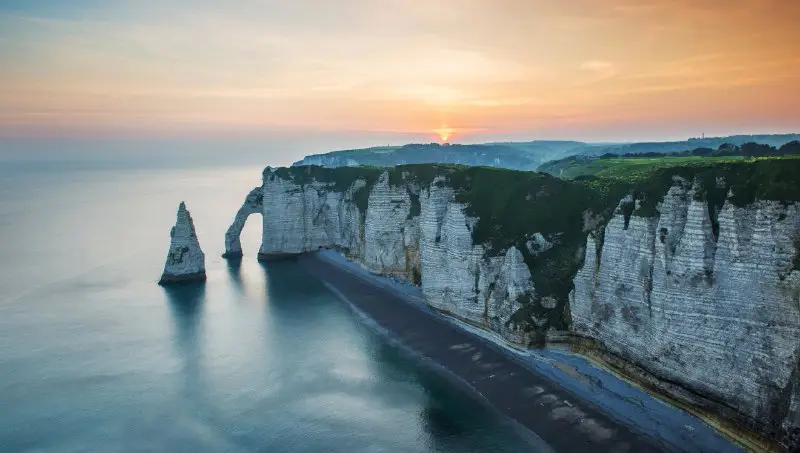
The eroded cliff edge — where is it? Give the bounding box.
[225,161,800,450]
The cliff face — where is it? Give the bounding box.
[571,177,800,448]
[227,166,575,344]
[159,202,206,285]
[225,162,800,449]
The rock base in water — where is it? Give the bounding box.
[158,271,207,285]
[257,252,302,261]
[159,201,206,286]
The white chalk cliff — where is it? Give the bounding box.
[223,187,263,258]
[224,166,800,449]
[159,202,206,285]
[228,168,537,342]
[570,178,800,448]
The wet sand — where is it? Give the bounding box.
[297,253,686,453]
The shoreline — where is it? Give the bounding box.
[297,250,743,453]
[320,280,557,453]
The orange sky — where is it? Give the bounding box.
[0,0,798,142]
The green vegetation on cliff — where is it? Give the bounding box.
[270,163,625,339]
[446,167,626,334]
[292,134,800,172]
[540,155,747,180]
[271,158,800,343]
[539,141,800,180]
[270,165,382,213]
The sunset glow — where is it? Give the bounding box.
[434,127,455,143]
[0,1,798,142]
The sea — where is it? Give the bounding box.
[0,155,538,452]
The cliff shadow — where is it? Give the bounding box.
[259,258,329,308]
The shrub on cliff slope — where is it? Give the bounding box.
[271,159,800,341]
[270,164,624,337]
[445,167,625,332]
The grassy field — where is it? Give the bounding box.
[544,155,800,181]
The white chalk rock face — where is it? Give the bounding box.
[159,202,206,285]
[363,172,415,278]
[224,169,539,344]
[226,166,800,447]
[570,181,800,446]
[223,186,263,258]
[256,169,362,259]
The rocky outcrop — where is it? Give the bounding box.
[222,187,262,258]
[256,169,363,260]
[224,163,800,450]
[570,178,800,449]
[416,179,534,339]
[224,167,544,344]
[159,202,206,285]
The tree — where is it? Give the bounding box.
[713,143,739,156]
[690,147,714,156]
[740,142,776,157]
[779,141,800,155]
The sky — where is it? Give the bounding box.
[0,0,798,154]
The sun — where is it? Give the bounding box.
[434,126,454,143]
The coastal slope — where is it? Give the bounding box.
[224,161,800,450]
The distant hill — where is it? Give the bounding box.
[292,134,800,172]
[538,140,800,179]
[292,141,587,171]
[570,134,800,158]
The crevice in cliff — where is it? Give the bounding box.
[483,280,494,329]
[691,182,721,284]
[312,190,328,226]
[696,174,727,242]
[404,246,411,281]
[593,228,605,275]
[645,225,656,318]
[407,186,421,220]
[621,198,635,230]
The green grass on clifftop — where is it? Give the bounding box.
[445,167,626,331]
[271,164,626,338]
[271,159,800,342]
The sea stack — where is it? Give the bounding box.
[158,202,206,285]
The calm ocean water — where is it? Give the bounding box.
[0,161,537,452]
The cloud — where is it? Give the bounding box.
[0,1,798,139]
[578,60,618,84]
[580,60,615,72]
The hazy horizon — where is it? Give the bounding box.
[2,1,799,148]
[2,130,798,169]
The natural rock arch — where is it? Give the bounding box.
[223,186,263,258]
